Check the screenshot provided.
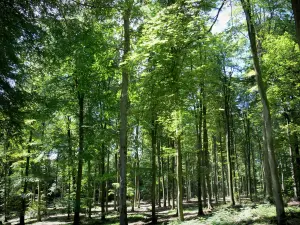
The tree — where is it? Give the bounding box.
[240,0,286,224]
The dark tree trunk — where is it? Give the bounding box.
[213,136,218,205]
[196,98,204,215]
[157,133,161,208]
[74,93,84,225]
[241,0,285,223]
[203,102,212,209]
[151,118,157,224]
[177,136,184,221]
[223,74,235,206]
[219,133,226,204]
[101,144,106,220]
[119,1,131,224]
[20,129,33,225]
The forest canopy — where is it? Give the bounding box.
[1,0,300,225]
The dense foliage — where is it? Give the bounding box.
[1,0,300,225]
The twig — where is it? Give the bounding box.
[208,0,227,33]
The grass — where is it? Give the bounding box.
[5,200,300,224]
[168,204,300,225]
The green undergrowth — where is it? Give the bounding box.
[168,204,300,225]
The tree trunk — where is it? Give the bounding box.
[167,155,170,207]
[74,93,84,225]
[241,0,285,223]
[213,136,218,205]
[119,1,131,224]
[286,116,300,198]
[203,103,212,209]
[244,116,252,201]
[224,76,235,206]
[4,133,9,222]
[114,153,118,211]
[67,116,72,220]
[177,136,184,221]
[196,99,204,216]
[101,144,106,220]
[20,129,33,225]
[185,155,189,202]
[172,155,176,210]
[88,160,92,218]
[162,153,167,207]
[134,125,140,208]
[219,133,226,204]
[151,118,157,224]
[157,134,161,208]
[37,180,42,221]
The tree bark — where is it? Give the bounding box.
[37,180,42,221]
[167,155,170,207]
[177,136,184,221]
[74,93,84,225]
[151,118,157,224]
[88,160,92,218]
[157,133,161,208]
[67,116,72,220]
[172,154,176,210]
[213,136,218,205]
[196,99,204,216]
[286,115,300,198]
[119,1,132,224]
[223,75,235,206]
[219,133,226,204]
[203,103,212,209]
[101,144,106,220]
[134,125,140,208]
[106,153,109,213]
[20,129,33,225]
[241,0,285,223]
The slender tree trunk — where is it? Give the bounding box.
[224,78,235,206]
[20,129,33,225]
[134,125,140,208]
[151,118,157,224]
[244,116,252,201]
[177,136,184,221]
[162,154,167,207]
[88,160,92,218]
[67,117,72,220]
[114,153,118,211]
[74,93,84,225]
[119,1,131,224]
[4,163,8,222]
[203,103,212,209]
[4,133,9,222]
[157,134,161,208]
[37,180,42,221]
[213,136,218,205]
[196,99,204,216]
[252,141,257,199]
[219,133,226,204]
[101,144,106,220]
[167,156,170,207]
[286,116,300,198]
[106,153,109,213]
[241,1,285,223]
[172,155,176,210]
[185,154,189,202]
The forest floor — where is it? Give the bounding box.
[3,198,300,225]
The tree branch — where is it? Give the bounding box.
[208,0,227,33]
